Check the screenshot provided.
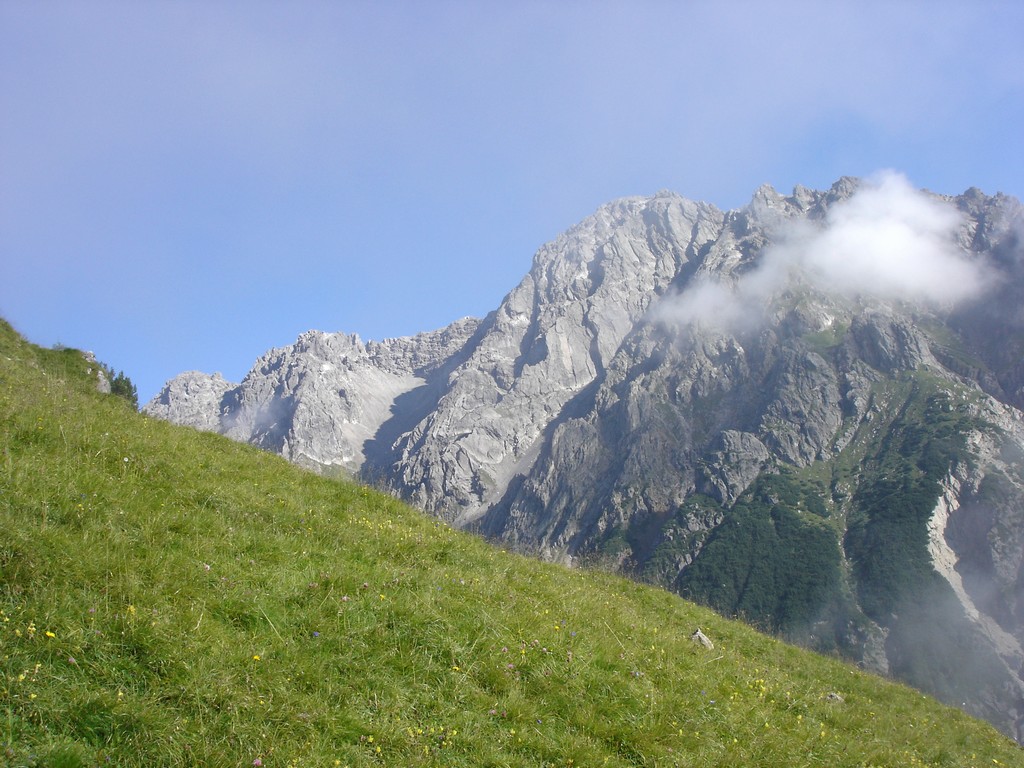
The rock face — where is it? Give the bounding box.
[150,319,481,474]
[146,177,1024,741]
[145,371,234,433]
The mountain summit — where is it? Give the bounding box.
[148,175,1024,740]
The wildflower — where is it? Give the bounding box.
[252,655,261,661]
[253,760,263,767]
[44,630,55,638]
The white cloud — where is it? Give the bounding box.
[650,277,760,333]
[789,172,986,303]
[651,172,990,333]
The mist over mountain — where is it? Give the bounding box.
[147,175,1024,740]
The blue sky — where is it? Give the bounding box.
[2,1,1022,404]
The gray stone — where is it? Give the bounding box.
[691,628,714,650]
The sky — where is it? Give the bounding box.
[2,1,1023,405]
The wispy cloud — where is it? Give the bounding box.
[651,172,991,333]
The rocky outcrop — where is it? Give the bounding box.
[144,370,233,432]
[148,319,480,475]
[83,351,112,395]
[146,178,1024,740]
[698,431,771,505]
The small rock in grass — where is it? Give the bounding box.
[691,628,714,650]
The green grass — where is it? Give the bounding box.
[1,318,1020,767]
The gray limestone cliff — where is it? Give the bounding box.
[146,178,1024,740]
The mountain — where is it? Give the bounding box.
[147,175,1024,740]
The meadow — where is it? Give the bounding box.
[1,318,1020,766]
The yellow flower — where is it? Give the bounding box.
[252,655,261,661]
[44,630,56,638]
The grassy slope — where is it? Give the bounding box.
[0,319,1020,767]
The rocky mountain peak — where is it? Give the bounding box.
[146,178,1024,740]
